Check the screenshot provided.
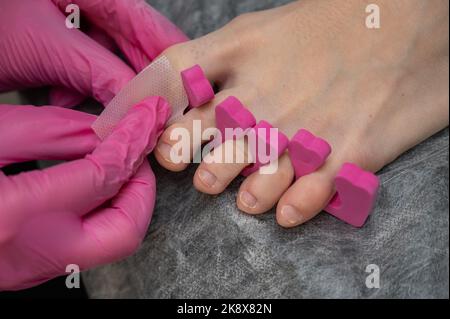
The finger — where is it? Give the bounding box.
[0,104,98,167]
[0,1,135,105]
[77,160,155,267]
[48,25,119,108]
[0,97,170,221]
[61,31,136,105]
[53,0,188,72]
[237,153,294,214]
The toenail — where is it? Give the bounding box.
[280,205,304,226]
[198,169,217,187]
[240,191,258,209]
[157,142,173,162]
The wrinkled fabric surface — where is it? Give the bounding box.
[83,0,449,298]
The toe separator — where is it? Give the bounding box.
[288,130,379,227]
[288,129,331,179]
[325,163,380,227]
[241,120,289,177]
[215,96,256,141]
[214,97,288,177]
[181,65,215,108]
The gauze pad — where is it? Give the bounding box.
[92,55,189,140]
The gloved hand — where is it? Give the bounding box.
[0,96,171,291]
[0,0,188,107]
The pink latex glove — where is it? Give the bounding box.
[0,0,188,107]
[0,96,171,291]
[52,0,189,72]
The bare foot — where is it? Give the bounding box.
[155,0,449,227]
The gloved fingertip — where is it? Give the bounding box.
[88,95,171,188]
[103,96,172,159]
[134,95,172,131]
[128,96,172,155]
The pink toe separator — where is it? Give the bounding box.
[181,65,215,108]
[288,130,379,227]
[214,98,288,176]
[241,121,289,177]
[288,129,331,179]
[325,163,380,227]
[215,96,256,141]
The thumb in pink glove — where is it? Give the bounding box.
[0,96,171,291]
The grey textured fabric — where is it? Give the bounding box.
[83,0,449,299]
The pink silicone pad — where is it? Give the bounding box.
[181,65,215,107]
[241,121,289,177]
[288,129,331,179]
[215,96,256,141]
[325,163,380,227]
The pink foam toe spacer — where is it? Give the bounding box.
[288,129,332,179]
[181,65,215,107]
[215,96,256,141]
[241,121,289,177]
[325,163,380,227]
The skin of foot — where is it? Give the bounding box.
[154,0,449,228]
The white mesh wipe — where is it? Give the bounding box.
[91,55,189,140]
